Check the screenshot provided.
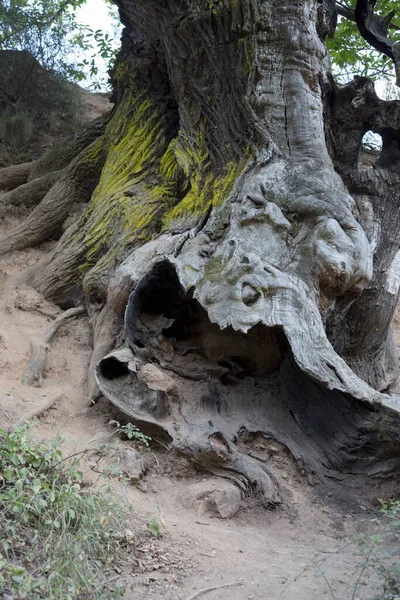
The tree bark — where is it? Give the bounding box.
[3,0,400,506]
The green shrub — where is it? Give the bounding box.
[0,424,125,600]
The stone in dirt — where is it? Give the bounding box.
[122,449,148,483]
[181,479,241,519]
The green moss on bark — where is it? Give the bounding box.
[80,89,249,269]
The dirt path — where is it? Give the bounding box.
[119,472,381,600]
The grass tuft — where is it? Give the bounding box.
[0,424,126,599]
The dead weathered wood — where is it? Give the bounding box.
[25,306,85,387]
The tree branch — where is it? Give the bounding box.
[354,0,400,85]
[336,1,400,32]
[336,3,358,22]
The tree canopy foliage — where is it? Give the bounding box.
[328,0,400,82]
[0,0,119,86]
[0,0,89,79]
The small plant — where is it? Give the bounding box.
[359,499,400,600]
[147,507,165,538]
[0,424,126,599]
[108,420,152,446]
[281,500,400,600]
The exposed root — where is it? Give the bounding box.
[14,219,88,307]
[0,161,35,191]
[177,433,282,507]
[10,393,63,430]
[25,306,85,387]
[0,178,74,255]
[0,169,63,216]
[0,138,105,256]
[95,256,400,506]
[86,273,134,399]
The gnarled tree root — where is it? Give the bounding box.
[0,161,35,191]
[0,138,105,256]
[176,433,281,507]
[94,255,400,508]
[25,306,85,387]
[0,169,63,217]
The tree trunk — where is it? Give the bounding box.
[2,0,400,506]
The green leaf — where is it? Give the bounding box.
[32,479,42,494]
[3,467,13,480]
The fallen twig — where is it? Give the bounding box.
[24,306,85,386]
[184,581,243,600]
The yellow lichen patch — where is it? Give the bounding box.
[81,91,175,264]
[70,84,253,296]
[160,141,180,181]
[94,94,164,200]
[162,158,248,229]
[171,133,209,177]
[159,127,250,229]
[81,136,104,165]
